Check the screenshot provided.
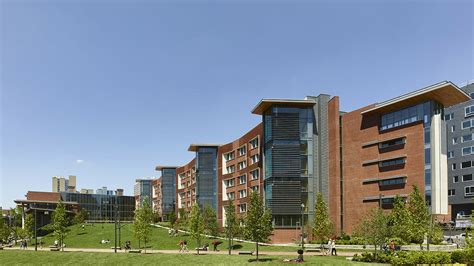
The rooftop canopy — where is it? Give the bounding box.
[251,99,317,115]
[361,81,470,115]
[155,165,180,171]
[188,144,221,152]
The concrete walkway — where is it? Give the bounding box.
[5,246,357,257]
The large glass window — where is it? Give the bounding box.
[379,158,405,168]
[381,102,426,131]
[465,105,474,117]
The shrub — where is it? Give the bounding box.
[352,252,374,262]
[451,249,474,264]
[353,251,453,265]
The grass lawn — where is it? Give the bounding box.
[0,250,381,265]
[36,224,306,252]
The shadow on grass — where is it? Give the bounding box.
[77,232,87,235]
[247,258,276,263]
[231,244,243,250]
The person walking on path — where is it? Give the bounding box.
[331,238,337,256]
[178,240,184,253]
[327,238,333,256]
[183,240,189,252]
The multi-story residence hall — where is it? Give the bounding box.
[154,166,178,221]
[166,81,470,243]
[445,82,474,222]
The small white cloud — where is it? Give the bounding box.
[76,159,84,164]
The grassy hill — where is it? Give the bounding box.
[38,223,298,252]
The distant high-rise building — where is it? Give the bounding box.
[134,178,155,208]
[96,186,114,195]
[80,188,94,194]
[52,175,76,192]
[116,189,124,196]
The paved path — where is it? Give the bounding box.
[5,246,357,257]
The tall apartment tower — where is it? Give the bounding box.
[134,178,154,208]
[445,82,474,220]
[52,175,76,193]
[251,95,338,240]
[154,166,178,221]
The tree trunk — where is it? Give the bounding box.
[256,241,259,261]
[197,239,200,255]
[228,234,231,255]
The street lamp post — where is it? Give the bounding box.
[301,203,305,250]
[34,208,37,251]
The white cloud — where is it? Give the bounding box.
[76,159,84,164]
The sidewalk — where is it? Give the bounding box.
[5,246,357,257]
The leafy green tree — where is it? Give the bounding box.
[167,212,177,229]
[407,185,430,247]
[243,191,273,261]
[23,213,34,242]
[52,201,68,251]
[133,197,153,253]
[203,205,219,237]
[0,218,11,244]
[73,209,88,225]
[178,208,188,229]
[189,203,204,255]
[225,199,239,255]
[355,207,390,260]
[312,192,334,246]
[390,196,411,243]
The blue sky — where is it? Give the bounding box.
[1,0,473,208]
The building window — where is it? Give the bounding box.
[226,165,235,174]
[448,151,454,159]
[463,174,473,182]
[462,133,474,143]
[251,185,259,192]
[224,151,235,161]
[379,138,405,149]
[465,105,474,117]
[445,113,454,121]
[462,147,474,156]
[238,174,246,185]
[470,92,474,99]
[224,178,235,188]
[249,138,259,149]
[250,154,259,164]
[238,189,247,199]
[453,137,459,144]
[454,176,459,183]
[238,146,247,156]
[379,158,405,168]
[452,163,457,170]
[239,203,247,213]
[380,103,425,131]
[250,169,259,180]
[462,119,474,129]
[238,161,247,170]
[448,189,456,196]
[461,161,472,169]
[465,186,474,197]
[379,178,406,186]
[226,192,235,200]
[451,125,456,132]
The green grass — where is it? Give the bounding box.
[0,250,380,265]
[36,224,306,252]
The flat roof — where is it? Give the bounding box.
[155,165,179,171]
[188,144,221,152]
[251,99,316,115]
[361,81,470,115]
[14,199,78,205]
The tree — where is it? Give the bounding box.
[224,199,239,255]
[178,208,188,229]
[407,185,430,247]
[203,205,219,237]
[0,218,11,244]
[73,209,88,225]
[354,207,390,260]
[389,196,411,243]
[52,201,68,251]
[133,197,153,253]
[243,191,273,261]
[23,213,34,242]
[189,203,204,255]
[312,192,334,247]
[167,212,177,229]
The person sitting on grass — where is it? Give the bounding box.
[284,249,304,263]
